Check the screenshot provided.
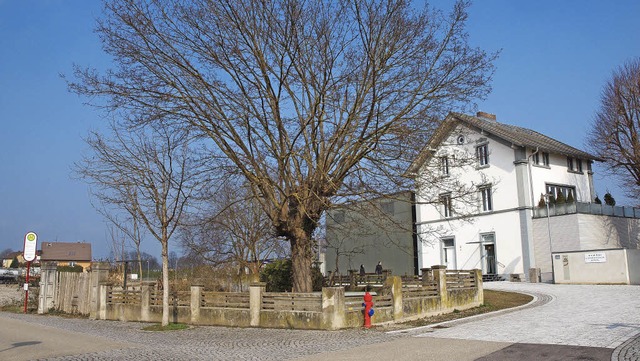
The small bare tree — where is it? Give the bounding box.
[70,0,496,292]
[181,181,288,286]
[588,58,640,201]
[76,120,209,326]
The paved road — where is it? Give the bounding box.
[0,282,638,360]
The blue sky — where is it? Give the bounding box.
[1,1,639,259]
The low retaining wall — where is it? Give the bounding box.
[97,266,482,330]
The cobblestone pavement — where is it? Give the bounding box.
[0,311,405,361]
[408,282,640,360]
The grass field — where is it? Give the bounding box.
[390,289,533,328]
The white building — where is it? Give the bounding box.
[408,112,601,281]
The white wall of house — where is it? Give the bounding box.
[416,124,528,276]
[416,120,599,280]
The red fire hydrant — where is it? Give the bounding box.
[363,291,374,329]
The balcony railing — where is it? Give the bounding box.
[533,201,640,219]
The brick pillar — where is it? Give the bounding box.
[384,276,403,321]
[190,284,203,324]
[89,262,110,320]
[432,265,448,304]
[321,287,345,330]
[249,282,265,327]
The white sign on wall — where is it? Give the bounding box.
[584,252,606,263]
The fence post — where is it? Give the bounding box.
[420,268,433,286]
[384,276,403,321]
[432,265,448,305]
[249,282,265,327]
[38,261,58,314]
[141,282,151,322]
[190,284,203,324]
[98,283,108,320]
[321,287,345,330]
[89,262,110,320]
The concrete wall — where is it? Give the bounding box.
[97,268,483,330]
[533,213,640,281]
[627,249,640,285]
[552,249,636,284]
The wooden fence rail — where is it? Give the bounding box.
[202,291,249,309]
[261,292,322,312]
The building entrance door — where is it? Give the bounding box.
[480,233,496,275]
[484,244,496,274]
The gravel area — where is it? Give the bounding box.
[0,283,22,306]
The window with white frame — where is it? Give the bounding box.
[542,152,549,166]
[476,144,489,166]
[532,151,550,166]
[546,184,576,202]
[440,193,453,218]
[479,185,493,212]
[567,157,583,172]
[440,156,449,176]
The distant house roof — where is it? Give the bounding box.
[40,242,92,262]
[407,112,602,174]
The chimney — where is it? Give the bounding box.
[476,111,497,121]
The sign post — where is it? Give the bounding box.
[23,231,37,313]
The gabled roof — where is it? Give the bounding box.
[407,112,602,175]
[40,242,92,262]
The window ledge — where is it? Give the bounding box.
[532,164,550,169]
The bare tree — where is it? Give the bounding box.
[181,181,288,285]
[588,57,640,201]
[69,0,496,292]
[76,120,209,326]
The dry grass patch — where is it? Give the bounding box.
[385,289,533,329]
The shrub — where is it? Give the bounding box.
[260,259,292,292]
[604,192,616,206]
[594,196,602,204]
[566,191,575,203]
[537,195,546,207]
[260,259,325,292]
[57,265,84,273]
